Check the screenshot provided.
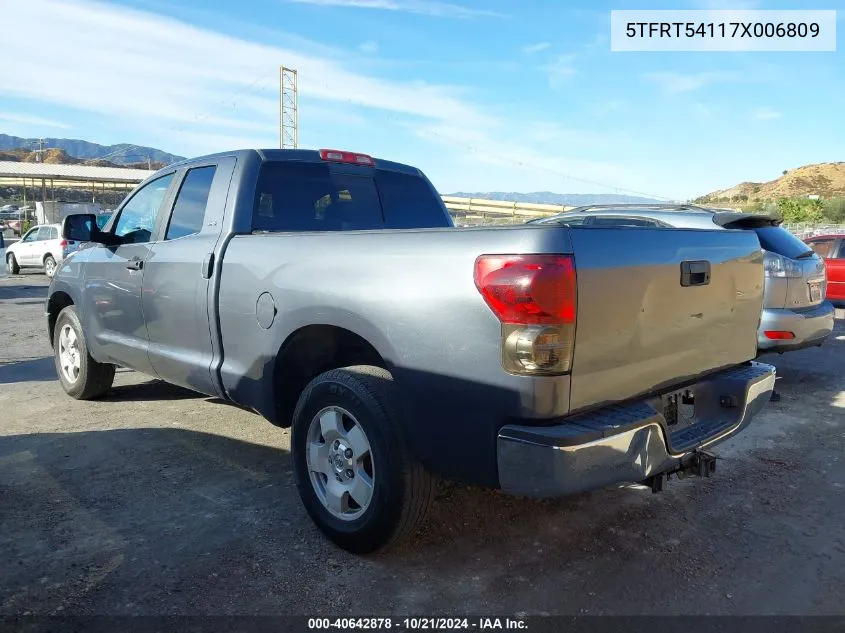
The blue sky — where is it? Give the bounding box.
[0,0,842,199]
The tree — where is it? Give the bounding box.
[822,197,845,223]
[782,170,788,176]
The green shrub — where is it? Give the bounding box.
[822,197,845,223]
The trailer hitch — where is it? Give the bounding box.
[643,450,718,493]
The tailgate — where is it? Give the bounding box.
[567,227,764,412]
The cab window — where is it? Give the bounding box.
[114,173,176,244]
[165,166,216,240]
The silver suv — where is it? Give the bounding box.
[530,204,835,354]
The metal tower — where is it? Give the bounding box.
[279,66,298,149]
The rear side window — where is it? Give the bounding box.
[808,239,837,258]
[375,170,450,229]
[49,227,58,239]
[166,166,216,240]
[753,226,813,259]
[35,226,51,240]
[253,162,383,232]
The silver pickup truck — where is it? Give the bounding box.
[46,148,776,553]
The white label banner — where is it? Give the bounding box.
[610,10,836,52]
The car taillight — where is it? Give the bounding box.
[764,331,795,340]
[763,251,802,278]
[474,254,577,375]
[59,239,68,248]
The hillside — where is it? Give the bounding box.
[699,162,845,203]
[0,134,184,166]
[446,191,668,205]
[0,147,168,171]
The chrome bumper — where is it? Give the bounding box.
[497,362,776,498]
[757,302,835,351]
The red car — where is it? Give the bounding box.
[805,234,845,307]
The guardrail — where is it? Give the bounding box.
[442,196,572,224]
[782,223,845,238]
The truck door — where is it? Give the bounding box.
[141,157,236,397]
[80,172,178,374]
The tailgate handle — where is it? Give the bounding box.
[680,260,711,287]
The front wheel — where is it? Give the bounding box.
[7,254,19,275]
[291,365,434,554]
[53,306,115,399]
[44,255,57,278]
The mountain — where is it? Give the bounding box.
[698,162,845,203]
[445,191,671,205]
[0,134,184,166]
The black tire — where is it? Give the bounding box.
[53,306,115,399]
[43,254,57,278]
[7,253,19,275]
[291,365,434,554]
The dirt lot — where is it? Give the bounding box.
[2,273,844,616]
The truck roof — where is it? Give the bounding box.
[166,148,423,177]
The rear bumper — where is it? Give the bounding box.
[757,302,835,352]
[497,362,776,498]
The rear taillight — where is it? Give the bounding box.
[59,239,68,248]
[763,251,802,278]
[474,254,577,375]
[764,330,795,340]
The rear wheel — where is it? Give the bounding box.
[53,306,115,399]
[44,255,57,278]
[7,254,19,275]
[291,365,434,554]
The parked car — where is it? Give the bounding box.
[804,234,845,308]
[48,149,776,553]
[5,223,82,277]
[530,205,835,354]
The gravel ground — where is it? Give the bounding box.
[1,273,844,616]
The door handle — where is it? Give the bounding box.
[126,257,143,271]
[680,260,711,287]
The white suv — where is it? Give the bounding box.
[5,223,79,278]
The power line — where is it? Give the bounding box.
[81,69,278,166]
[76,68,672,201]
[312,81,673,201]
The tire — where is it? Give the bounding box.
[291,365,434,554]
[7,253,19,275]
[44,254,57,278]
[53,306,115,399]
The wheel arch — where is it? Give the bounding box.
[47,290,75,347]
[269,324,389,428]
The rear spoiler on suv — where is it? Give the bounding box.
[712,212,782,229]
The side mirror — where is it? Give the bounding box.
[62,213,104,243]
